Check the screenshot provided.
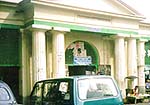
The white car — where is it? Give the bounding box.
[0,80,18,105]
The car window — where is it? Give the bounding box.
[42,80,73,105]
[0,87,10,101]
[30,82,43,105]
[43,81,59,100]
[78,77,118,100]
[32,82,43,97]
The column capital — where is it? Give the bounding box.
[130,34,141,38]
[52,27,70,32]
[32,24,51,31]
[32,28,47,33]
[112,33,129,39]
[138,38,148,42]
[25,24,50,33]
[114,33,141,39]
[50,27,70,35]
[117,33,129,37]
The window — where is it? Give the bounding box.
[0,87,10,100]
[31,82,43,98]
[43,80,73,105]
[43,81,70,100]
[78,77,118,100]
[43,81,59,100]
[30,82,43,105]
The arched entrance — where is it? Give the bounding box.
[65,40,99,76]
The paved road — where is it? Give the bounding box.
[125,103,150,105]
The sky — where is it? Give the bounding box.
[2,0,150,22]
[122,0,150,22]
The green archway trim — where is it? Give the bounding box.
[65,41,99,70]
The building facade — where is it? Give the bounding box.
[1,0,150,104]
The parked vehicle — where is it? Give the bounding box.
[30,75,123,105]
[0,80,18,105]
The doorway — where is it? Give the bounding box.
[65,40,99,76]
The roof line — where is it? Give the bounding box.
[116,0,144,17]
[31,0,144,20]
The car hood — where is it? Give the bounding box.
[83,97,123,105]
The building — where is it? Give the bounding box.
[0,0,150,104]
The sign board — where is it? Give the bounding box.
[73,56,92,65]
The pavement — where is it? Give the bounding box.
[125,103,150,105]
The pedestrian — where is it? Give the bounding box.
[133,86,139,97]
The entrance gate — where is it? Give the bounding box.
[65,41,99,76]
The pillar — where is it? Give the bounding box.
[45,31,53,78]
[21,29,31,105]
[52,30,66,78]
[137,39,147,94]
[115,36,126,98]
[32,28,46,83]
[127,38,138,88]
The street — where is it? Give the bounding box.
[125,103,150,105]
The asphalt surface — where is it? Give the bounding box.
[125,103,150,105]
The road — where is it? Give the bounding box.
[125,103,150,105]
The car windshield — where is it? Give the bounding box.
[0,87,10,100]
[78,77,118,100]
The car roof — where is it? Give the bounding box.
[35,75,113,83]
[0,80,17,103]
[0,80,12,90]
[0,80,8,86]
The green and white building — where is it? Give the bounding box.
[0,0,150,104]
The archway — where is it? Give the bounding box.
[65,40,99,76]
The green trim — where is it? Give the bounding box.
[0,64,20,67]
[101,28,138,35]
[1,20,138,35]
[34,20,88,31]
[23,20,34,28]
[24,20,138,35]
[0,23,21,29]
[141,37,150,40]
[71,30,114,36]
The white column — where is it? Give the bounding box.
[45,31,53,78]
[127,38,137,88]
[52,31,66,78]
[115,37,126,98]
[21,29,31,105]
[32,29,46,83]
[137,39,146,94]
